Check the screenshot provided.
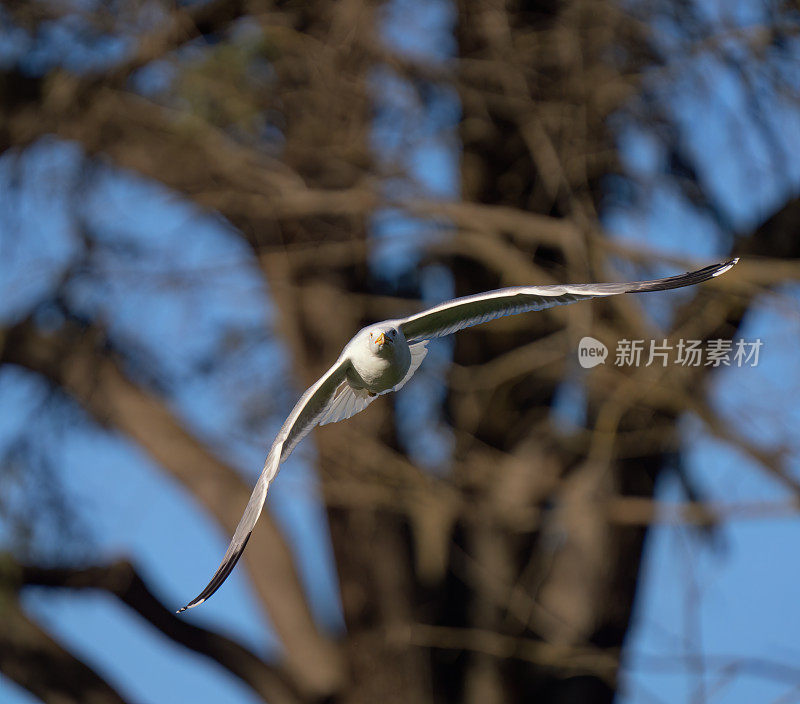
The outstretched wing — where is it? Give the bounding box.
[399,259,738,342]
[177,355,355,613]
[393,340,429,391]
[318,383,376,426]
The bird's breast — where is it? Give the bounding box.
[349,343,411,393]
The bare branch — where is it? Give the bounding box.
[0,590,129,704]
[16,558,303,704]
[391,623,618,685]
[1,316,344,696]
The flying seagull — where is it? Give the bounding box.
[177,257,738,612]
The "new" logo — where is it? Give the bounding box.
[577,336,608,368]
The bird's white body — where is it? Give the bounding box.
[178,257,739,612]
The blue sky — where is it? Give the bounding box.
[2,2,800,704]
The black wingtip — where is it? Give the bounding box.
[175,532,252,615]
[629,257,739,293]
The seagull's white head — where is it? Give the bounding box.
[366,324,400,355]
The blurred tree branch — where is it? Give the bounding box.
[0,313,344,696]
[0,590,128,704]
[11,557,303,704]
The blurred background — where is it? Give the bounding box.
[0,1,799,703]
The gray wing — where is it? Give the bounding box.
[177,355,354,613]
[399,259,738,342]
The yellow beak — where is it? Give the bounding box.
[375,332,386,346]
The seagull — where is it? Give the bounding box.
[177,257,738,612]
